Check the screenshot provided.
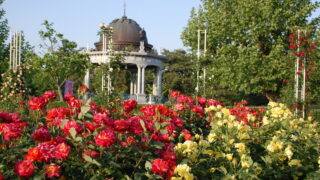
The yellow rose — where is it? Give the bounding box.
[207,133,217,143]
[226,153,233,161]
[235,143,246,153]
[285,145,293,160]
[288,159,302,167]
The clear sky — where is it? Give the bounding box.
[3,0,201,53]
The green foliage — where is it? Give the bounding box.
[161,49,196,97]
[182,0,320,101]
[29,20,90,101]
[0,0,9,78]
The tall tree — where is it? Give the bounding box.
[0,0,9,77]
[161,49,196,96]
[30,20,90,101]
[182,0,320,101]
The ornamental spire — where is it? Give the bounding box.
[123,0,127,17]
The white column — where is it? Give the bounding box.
[84,69,90,88]
[130,77,133,95]
[152,69,157,96]
[137,65,141,94]
[156,68,162,97]
[133,76,137,94]
[141,66,146,94]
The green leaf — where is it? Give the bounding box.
[160,129,168,134]
[69,127,77,139]
[81,105,91,114]
[139,120,147,132]
[218,166,227,175]
[155,122,161,130]
[145,161,152,170]
[75,137,82,142]
[160,122,170,128]
[84,155,101,167]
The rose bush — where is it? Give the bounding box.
[0,90,319,179]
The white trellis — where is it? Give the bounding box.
[196,29,207,96]
[9,31,22,71]
[294,29,307,119]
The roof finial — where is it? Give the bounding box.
[123,0,127,17]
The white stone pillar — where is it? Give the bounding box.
[141,66,146,95]
[84,69,90,89]
[152,69,157,96]
[130,77,134,95]
[137,65,141,94]
[133,76,137,94]
[84,69,90,100]
[156,68,162,97]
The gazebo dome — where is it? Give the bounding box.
[95,16,153,52]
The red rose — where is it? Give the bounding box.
[24,147,43,162]
[28,96,46,110]
[114,119,130,132]
[197,97,207,106]
[80,85,90,93]
[32,126,51,142]
[0,122,27,141]
[95,129,116,148]
[67,98,82,110]
[169,90,180,98]
[46,164,61,178]
[156,104,170,117]
[14,160,35,178]
[55,143,70,160]
[152,158,169,175]
[82,149,100,159]
[46,108,71,126]
[140,105,156,117]
[122,99,137,113]
[37,142,56,162]
[62,120,83,136]
[43,91,56,102]
[64,93,75,101]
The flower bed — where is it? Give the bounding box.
[0,90,319,179]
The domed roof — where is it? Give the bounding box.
[95,16,153,52]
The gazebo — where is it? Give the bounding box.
[85,16,167,104]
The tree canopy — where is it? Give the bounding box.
[182,0,320,101]
[29,21,90,101]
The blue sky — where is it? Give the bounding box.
[3,0,319,53]
[3,0,201,52]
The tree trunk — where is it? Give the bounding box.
[57,84,63,102]
[264,91,280,103]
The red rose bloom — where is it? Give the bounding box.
[95,129,116,148]
[0,122,27,141]
[14,160,35,178]
[46,164,61,178]
[114,119,130,132]
[46,107,71,126]
[64,93,75,101]
[152,158,169,175]
[140,105,156,117]
[43,91,56,102]
[55,143,70,160]
[82,149,100,159]
[197,97,207,106]
[28,96,46,110]
[122,99,137,113]
[169,90,180,98]
[80,85,90,93]
[67,98,82,110]
[62,120,83,136]
[24,147,43,162]
[32,126,51,142]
